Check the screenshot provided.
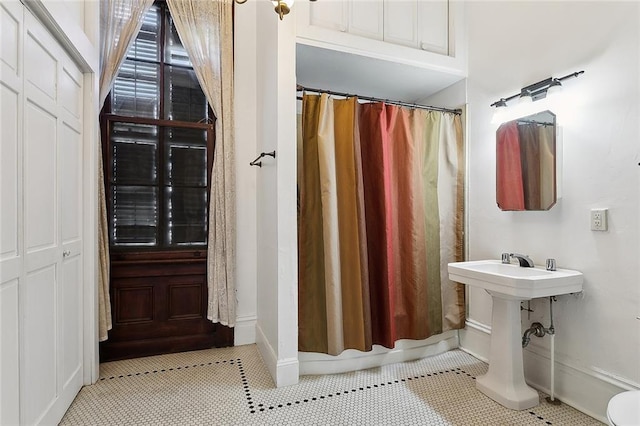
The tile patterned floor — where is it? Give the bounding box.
[61,345,602,425]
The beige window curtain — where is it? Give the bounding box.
[166,0,236,326]
[98,0,155,341]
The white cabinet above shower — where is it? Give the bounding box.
[298,0,453,56]
[295,0,466,103]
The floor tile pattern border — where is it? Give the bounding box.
[96,356,560,425]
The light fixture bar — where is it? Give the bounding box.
[490,70,584,108]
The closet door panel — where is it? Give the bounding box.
[0,1,20,77]
[0,279,20,426]
[22,265,58,426]
[59,55,83,393]
[418,0,449,54]
[60,121,82,244]
[24,23,57,103]
[21,10,84,425]
[309,0,348,32]
[61,254,82,386]
[383,0,418,47]
[349,0,383,40]
[60,62,82,121]
[1,4,85,424]
[0,1,22,264]
[0,83,20,260]
[0,4,22,423]
[24,100,57,255]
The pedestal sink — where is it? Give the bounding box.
[448,260,583,410]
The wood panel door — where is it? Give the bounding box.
[1,4,85,424]
[0,3,24,424]
[99,252,233,361]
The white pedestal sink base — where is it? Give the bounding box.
[476,293,540,410]
[448,260,583,410]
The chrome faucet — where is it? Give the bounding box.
[508,253,535,268]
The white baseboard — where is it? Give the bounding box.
[458,319,490,363]
[255,323,277,385]
[275,356,299,388]
[255,323,299,387]
[234,314,257,346]
[299,331,459,375]
[459,319,634,423]
[524,344,636,424]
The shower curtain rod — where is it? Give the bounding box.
[296,85,462,115]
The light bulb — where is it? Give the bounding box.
[546,80,562,96]
[519,92,533,104]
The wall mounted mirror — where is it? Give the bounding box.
[496,110,556,211]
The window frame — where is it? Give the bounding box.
[100,1,215,257]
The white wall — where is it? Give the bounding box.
[463,1,640,421]
[252,2,299,387]
[233,0,259,347]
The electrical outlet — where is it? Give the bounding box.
[590,208,608,231]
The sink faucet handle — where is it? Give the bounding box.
[546,258,556,271]
[501,253,511,264]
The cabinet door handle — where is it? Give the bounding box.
[63,250,71,258]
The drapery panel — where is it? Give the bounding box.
[298,94,465,355]
[166,0,236,326]
[98,0,155,341]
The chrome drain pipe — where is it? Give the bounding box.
[522,322,546,348]
[521,297,560,404]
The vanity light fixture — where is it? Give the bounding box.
[519,89,533,104]
[494,98,508,108]
[490,70,584,108]
[546,79,563,96]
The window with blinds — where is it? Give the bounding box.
[102,2,214,250]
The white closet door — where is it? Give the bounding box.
[309,0,348,32]
[2,8,84,425]
[383,0,418,48]
[349,0,383,40]
[0,2,23,424]
[58,58,84,401]
[417,0,449,55]
[23,13,61,424]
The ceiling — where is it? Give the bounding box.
[296,44,465,104]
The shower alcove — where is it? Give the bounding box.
[295,0,468,375]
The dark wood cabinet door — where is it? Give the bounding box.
[99,251,233,362]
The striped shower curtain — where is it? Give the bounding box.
[298,93,465,355]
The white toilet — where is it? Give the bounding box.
[607,391,640,426]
